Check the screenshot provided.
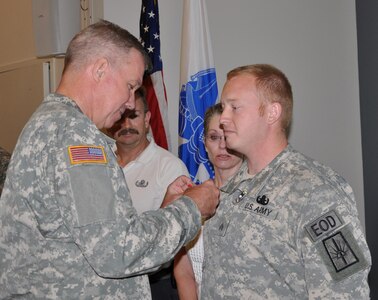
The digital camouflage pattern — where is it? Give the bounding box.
[0,94,201,299]
[0,146,11,195]
[202,145,371,299]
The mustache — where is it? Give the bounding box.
[118,128,139,137]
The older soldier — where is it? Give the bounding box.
[201,64,371,299]
[0,146,11,196]
[0,20,219,299]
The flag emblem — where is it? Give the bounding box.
[179,68,217,183]
[68,146,107,165]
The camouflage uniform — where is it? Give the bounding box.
[0,94,201,299]
[0,146,11,195]
[202,145,371,299]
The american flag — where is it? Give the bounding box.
[68,146,107,164]
[139,0,170,150]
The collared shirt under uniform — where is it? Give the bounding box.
[0,94,201,299]
[122,137,189,214]
[202,145,371,299]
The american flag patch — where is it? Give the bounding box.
[68,145,107,165]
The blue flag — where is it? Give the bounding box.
[178,0,218,184]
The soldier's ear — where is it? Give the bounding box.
[267,102,282,125]
[93,58,109,82]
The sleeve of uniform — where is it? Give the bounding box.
[75,196,201,278]
[66,146,201,278]
[297,176,371,299]
[15,103,202,280]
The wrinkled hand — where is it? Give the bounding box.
[183,180,220,218]
[162,177,220,218]
[161,175,193,208]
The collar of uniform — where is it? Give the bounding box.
[221,161,249,194]
[47,93,83,112]
[222,144,294,195]
[102,131,117,154]
[47,94,102,141]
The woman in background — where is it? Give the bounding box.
[174,103,243,299]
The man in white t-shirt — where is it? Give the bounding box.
[108,87,189,299]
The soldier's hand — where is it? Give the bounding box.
[161,175,193,208]
[183,179,220,218]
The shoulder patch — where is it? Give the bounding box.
[316,226,369,281]
[305,209,343,242]
[68,145,107,165]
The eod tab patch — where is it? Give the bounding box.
[305,210,343,242]
[68,145,107,165]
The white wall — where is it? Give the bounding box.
[104,0,365,227]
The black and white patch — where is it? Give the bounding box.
[316,226,369,281]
